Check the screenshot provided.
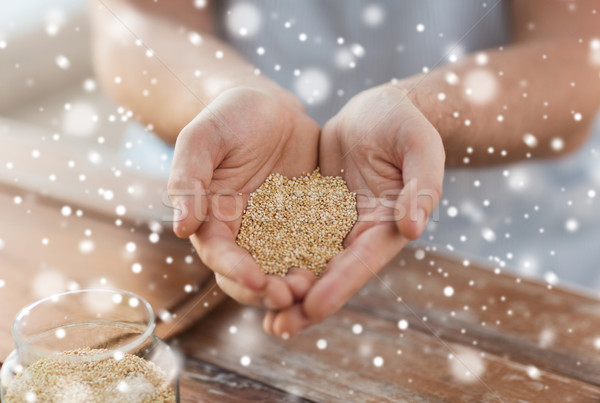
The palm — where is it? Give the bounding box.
[331,149,405,245]
[319,123,411,284]
[169,87,319,304]
[263,87,445,337]
[205,90,318,238]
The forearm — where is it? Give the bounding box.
[90,0,300,143]
[397,35,600,166]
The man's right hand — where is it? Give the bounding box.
[168,87,319,311]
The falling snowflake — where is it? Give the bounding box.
[398,319,409,330]
[449,348,486,383]
[550,137,564,152]
[78,239,95,254]
[55,54,71,70]
[115,205,127,216]
[188,31,203,46]
[362,4,385,27]
[463,69,497,104]
[294,68,331,105]
[481,228,496,242]
[526,365,541,380]
[226,3,262,38]
[414,249,425,260]
[565,218,579,233]
[240,355,251,367]
[523,133,538,148]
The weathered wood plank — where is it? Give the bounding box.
[180,357,313,403]
[157,276,227,340]
[179,300,600,402]
[0,117,227,361]
[0,189,216,362]
[347,247,600,385]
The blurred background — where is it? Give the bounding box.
[1,0,599,298]
[1,0,173,178]
[0,0,217,351]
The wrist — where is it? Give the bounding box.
[260,82,306,114]
[226,71,305,114]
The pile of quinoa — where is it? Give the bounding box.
[4,348,175,403]
[236,168,357,277]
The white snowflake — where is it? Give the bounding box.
[226,3,262,38]
[463,69,497,104]
[294,68,331,105]
[362,4,385,27]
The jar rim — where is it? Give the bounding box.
[11,288,156,360]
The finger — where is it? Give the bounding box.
[191,221,267,291]
[263,311,276,335]
[318,118,344,175]
[215,273,294,310]
[283,267,317,301]
[168,113,225,239]
[262,276,295,310]
[272,304,311,338]
[303,224,408,323]
[215,273,263,307]
[280,115,320,178]
[394,119,445,240]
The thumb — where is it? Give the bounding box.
[167,115,223,238]
[394,133,444,240]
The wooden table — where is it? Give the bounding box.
[172,250,600,402]
[1,121,600,402]
[0,207,600,402]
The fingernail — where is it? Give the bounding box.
[281,331,290,340]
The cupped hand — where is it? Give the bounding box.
[168,86,319,311]
[265,84,445,337]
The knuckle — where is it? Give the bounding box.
[195,240,215,267]
[175,124,196,147]
[399,125,423,152]
[167,176,186,194]
[305,305,328,323]
[401,224,421,241]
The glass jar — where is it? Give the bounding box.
[1,289,179,402]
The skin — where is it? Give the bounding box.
[91,0,318,310]
[170,86,320,310]
[91,0,600,337]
